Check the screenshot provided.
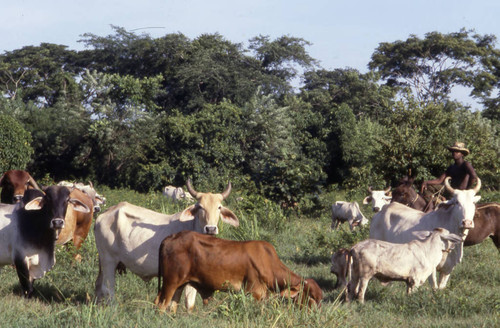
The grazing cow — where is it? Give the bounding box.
[55,188,95,262]
[57,181,106,212]
[331,201,368,231]
[347,228,463,303]
[363,186,392,212]
[370,177,481,289]
[155,230,323,313]
[0,186,89,297]
[0,170,41,204]
[94,179,239,309]
[330,248,350,289]
[162,185,194,202]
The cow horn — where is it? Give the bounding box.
[444,177,454,194]
[186,179,199,198]
[221,181,232,200]
[384,185,391,194]
[367,186,373,193]
[28,176,41,190]
[473,178,481,194]
[88,181,94,188]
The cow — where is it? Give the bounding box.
[55,188,95,262]
[154,230,323,313]
[347,228,463,303]
[0,170,41,204]
[57,181,106,212]
[363,186,392,212]
[0,186,90,297]
[94,179,239,309]
[331,201,368,231]
[330,248,350,289]
[465,202,500,251]
[391,178,500,251]
[162,185,194,202]
[369,177,481,289]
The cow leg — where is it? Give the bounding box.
[14,256,33,298]
[184,284,198,313]
[331,219,339,230]
[356,278,370,303]
[427,270,438,290]
[95,257,117,303]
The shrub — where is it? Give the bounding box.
[0,114,33,172]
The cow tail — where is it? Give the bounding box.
[345,250,353,301]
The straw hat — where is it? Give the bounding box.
[447,142,470,156]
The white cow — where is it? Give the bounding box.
[94,180,239,310]
[347,228,463,303]
[363,186,392,212]
[162,185,195,202]
[57,181,106,212]
[369,177,481,289]
[331,201,369,231]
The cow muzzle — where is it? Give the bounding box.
[204,225,218,235]
[50,218,65,230]
[462,220,474,229]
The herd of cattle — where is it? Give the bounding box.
[0,169,498,311]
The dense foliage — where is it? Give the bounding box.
[0,27,499,203]
[0,111,34,172]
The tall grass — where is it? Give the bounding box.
[0,187,498,327]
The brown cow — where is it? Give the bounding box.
[155,230,322,313]
[392,177,499,250]
[56,188,93,262]
[464,202,500,251]
[0,170,41,204]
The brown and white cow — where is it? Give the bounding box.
[0,170,41,204]
[94,180,239,308]
[370,177,481,289]
[56,188,95,262]
[155,230,323,313]
[363,186,392,212]
[331,201,369,231]
[0,186,89,297]
[347,228,463,303]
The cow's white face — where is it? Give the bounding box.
[363,190,392,212]
[179,192,239,235]
[443,190,481,230]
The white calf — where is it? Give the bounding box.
[347,228,463,303]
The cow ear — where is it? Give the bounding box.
[473,196,481,203]
[179,205,196,221]
[69,198,90,213]
[362,196,372,204]
[24,197,44,210]
[220,207,239,227]
[280,288,299,299]
[413,230,432,240]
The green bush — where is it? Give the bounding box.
[0,114,33,172]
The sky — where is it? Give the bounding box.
[2,0,500,108]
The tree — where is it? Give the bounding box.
[0,112,34,172]
[369,29,498,105]
[0,43,81,107]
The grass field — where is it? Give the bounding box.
[0,187,498,328]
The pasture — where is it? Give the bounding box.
[0,187,498,328]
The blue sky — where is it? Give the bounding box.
[2,0,499,107]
